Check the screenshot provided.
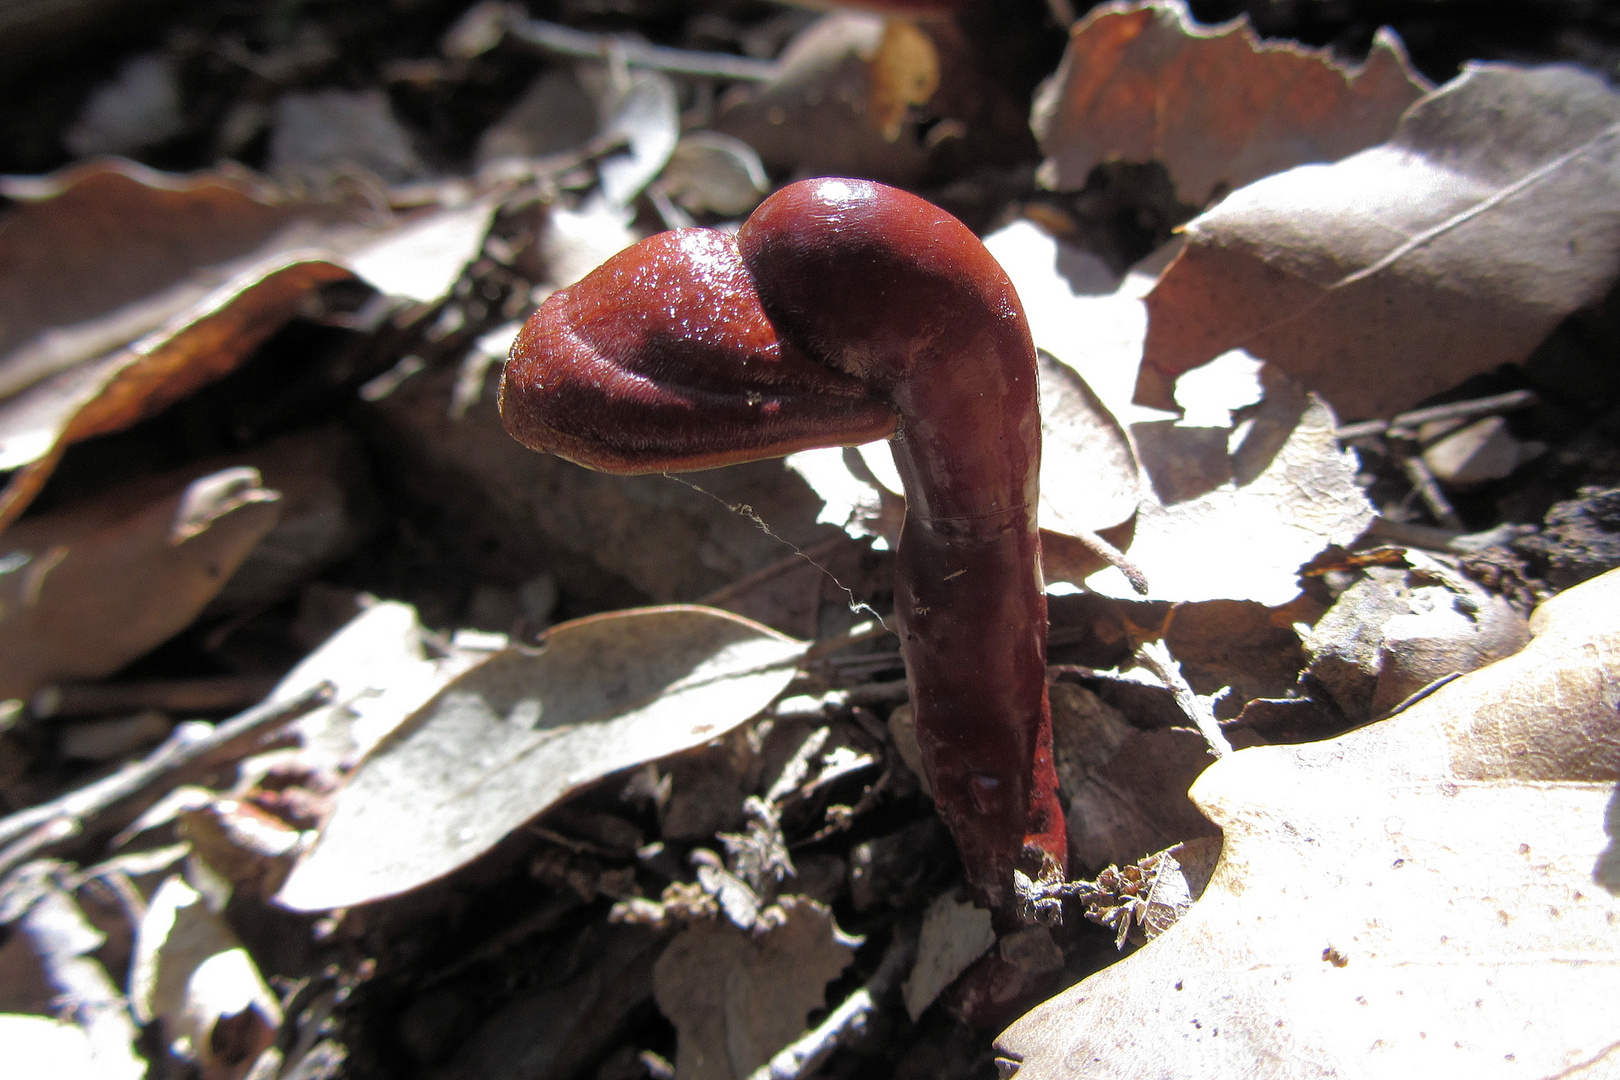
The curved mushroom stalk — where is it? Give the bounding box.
[500,177,1065,907]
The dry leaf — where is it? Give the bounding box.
[1139,64,1620,420]
[1098,385,1373,605]
[902,891,995,1021]
[277,606,806,910]
[984,221,1374,604]
[658,133,770,218]
[0,877,145,1080]
[130,875,282,1080]
[0,254,351,528]
[716,12,931,185]
[1050,683,1220,872]
[0,160,302,394]
[653,897,857,1080]
[867,17,941,141]
[1303,551,1531,723]
[982,220,1168,431]
[475,67,598,165]
[369,356,837,603]
[347,198,498,303]
[0,1013,106,1079]
[998,566,1620,1079]
[1033,0,1428,207]
[0,161,503,526]
[441,923,665,1080]
[0,466,282,700]
[268,599,473,774]
[203,426,378,614]
[268,88,426,184]
[66,53,185,158]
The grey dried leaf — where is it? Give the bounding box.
[659,133,770,217]
[277,607,805,911]
[1140,64,1620,420]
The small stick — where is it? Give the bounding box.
[747,925,917,1080]
[1397,450,1466,531]
[1068,526,1150,595]
[1335,389,1538,442]
[1363,516,1464,552]
[1134,641,1231,758]
[506,15,781,82]
[0,683,334,876]
[843,679,910,707]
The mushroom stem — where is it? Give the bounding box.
[500,177,1065,907]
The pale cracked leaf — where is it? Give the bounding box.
[998,567,1620,1080]
[1095,386,1372,605]
[0,1014,106,1080]
[1139,64,1620,420]
[277,606,806,910]
[986,220,1372,604]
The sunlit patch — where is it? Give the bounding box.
[817,178,857,203]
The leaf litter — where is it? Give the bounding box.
[2,2,1620,1078]
[1139,62,1620,420]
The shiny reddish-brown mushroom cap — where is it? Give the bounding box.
[500,227,898,474]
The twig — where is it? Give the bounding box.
[0,683,334,877]
[1068,526,1150,595]
[1134,641,1231,758]
[843,679,910,707]
[1335,389,1538,441]
[1363,516,1465,552]
[747,924,918,1080]
[506,15,781,81]
[1397,449,1466,531]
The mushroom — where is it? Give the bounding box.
[500,177,1064,907]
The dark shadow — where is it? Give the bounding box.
[1130,421,1232,506]
[1231,376,1310,487]
[1597,781,1620,896]
[1054,242,1121,298]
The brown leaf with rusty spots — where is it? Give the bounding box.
[0,160,307,396]
[1032,0,1428,207]
[0,255,353,530]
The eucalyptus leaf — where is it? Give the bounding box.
[277,606,807,910]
